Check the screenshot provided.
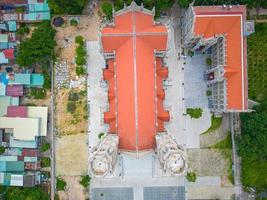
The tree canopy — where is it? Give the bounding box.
[48,0,87,15]
[5,187,48,200]
[177,0,267,8]
[237,99,267,161]
[16,21,56,67]
[101,2,113,20]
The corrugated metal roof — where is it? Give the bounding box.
[28,3,49,12]
[7,106,27,117]
[0,43,9,50]
[10,174,23,186]
[27,106,48,136]
[0,23,8,31]
[6,85,23,97]
[23,11,50,21]
[0,96,12,116]
[0,117,40,140]
[0,83,6,96]
[24,156,37,162]
[6,161,24,172]
[9,137,37,149]
[8,74,31,85]
[7,21,16,31]
[0,52,8,64]
[0,156,18,162]
[0,34,8,43]
[30,74,44,86]
[0,173,4,184]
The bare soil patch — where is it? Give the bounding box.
[56,134,88,176]
[58,176,88,200]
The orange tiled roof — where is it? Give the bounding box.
[101,6,169,151]
[193,5,248,110]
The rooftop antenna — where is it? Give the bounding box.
[222,4,227,9]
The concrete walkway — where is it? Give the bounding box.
[87,41,109,150]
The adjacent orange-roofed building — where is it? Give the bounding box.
[101,2,169,152]
[182,4,254,114]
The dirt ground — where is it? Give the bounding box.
[58,176,88,200]
[56,88,87,136]
[56,134,88,176]
[21,91,51,107]
[54,8,101,80]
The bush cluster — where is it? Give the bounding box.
[186,108,203,119]
[75,36,87,76]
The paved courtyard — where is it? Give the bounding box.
[184,55,212,148]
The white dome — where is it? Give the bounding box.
[167,154,185,174]
[92,157,109,176]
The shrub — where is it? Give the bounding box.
[186,172,197,182]
[79,175,91,188]
[41,157,51,168]
[30,88,46,99]
[98,132,105,139]
[67,101,76,113]
[186,108,203,119]
[206,58,212,66]
[206,90,212,96]
[188,49,194,57]
[56,177,66,191]
[76,66,86,76]
[75,36,84,46]
[76,55,86,66]
[68,92,79,101]
[43,73,51,89]
[76,46,86,57]
[40,142,50,152]
[101,2,113,20]
[0,146,5,154]
[17,26,30,35]
[16,7,25,13]
[70,19,78,26]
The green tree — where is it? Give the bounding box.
[48,0,87,14]
[236,100,267,161]
[0,145,5,154]
[101,2,113,20]
[40,142,50,152]
[6,187,48,200]
[75,35,84,46]
[79,175,91,188]
[41,157,51,168]
[16,21,56,67]
[56,177,67,191]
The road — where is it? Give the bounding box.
[50,59,56,200]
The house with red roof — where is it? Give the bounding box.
[182,4,254,114]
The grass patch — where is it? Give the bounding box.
[186,108,203,119]
[221,150,234,184]
[247,23,267,101]
[202,115,222,134]
[242,158,267,189]
[212,133,232,149]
